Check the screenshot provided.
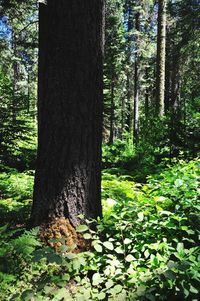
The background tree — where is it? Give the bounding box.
[156,0,166,117]
[0,0,38,169]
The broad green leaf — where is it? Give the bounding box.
[174,179,183,187]
[83,233,91,239]
[164,270,176,280]
[52,288,70,301]
[105,279,114,289]
[144,249,150,258]
[94,243,103,253]
[189,285,198,294]
[125,254,135,262]
[137,212,144,221]
[92,273,103,286]
[124,238,132,244]
[115,246,124,254]
[76,224,89,232]
[112,284,123,294]
[98,292,106,300]
[103,241,114,250]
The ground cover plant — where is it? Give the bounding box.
[0,158,199,300]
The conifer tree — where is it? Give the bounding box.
[30,0,104,227]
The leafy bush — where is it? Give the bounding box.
[0,159,199,300]
[102,134,135,168]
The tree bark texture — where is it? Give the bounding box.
[156,0,166,117]
[31,0,104,227]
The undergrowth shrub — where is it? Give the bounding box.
[0,158,199,300]
[0,168,34,225]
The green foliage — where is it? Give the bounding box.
[102,134,135,167]
[0,159,199,300]
[0,168,34,225]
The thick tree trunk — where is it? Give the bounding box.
[156,0,166,117]
[30,0,104,227]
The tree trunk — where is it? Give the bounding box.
[156,0,166,117]
[164,24,171,114]
[109,78,115,144]
[133,12,140,143]
[125,6,133,133]
[12,31,18,122]
[145,67,149,119]
[30,0,104,227]
[27,72,30,114]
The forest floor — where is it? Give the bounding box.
[0,158,200,301]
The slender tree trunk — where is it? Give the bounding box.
[27,72,30,114]
[121,95,125,138]
[12,31,18,122]
[133,12,140,143]
[30,0,104,227]
[145,67,149,119]
[165,25,171,114]
[126,6,133,133]
[156,0,166,117]
[171,57,180,116]
[109,77,115,144]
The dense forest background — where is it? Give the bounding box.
[0,0,199,174]
[0,0,200,300]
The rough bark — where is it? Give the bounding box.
[30,0,104,227]
[156,0,166,117]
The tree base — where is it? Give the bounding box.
[39,217,90,253]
